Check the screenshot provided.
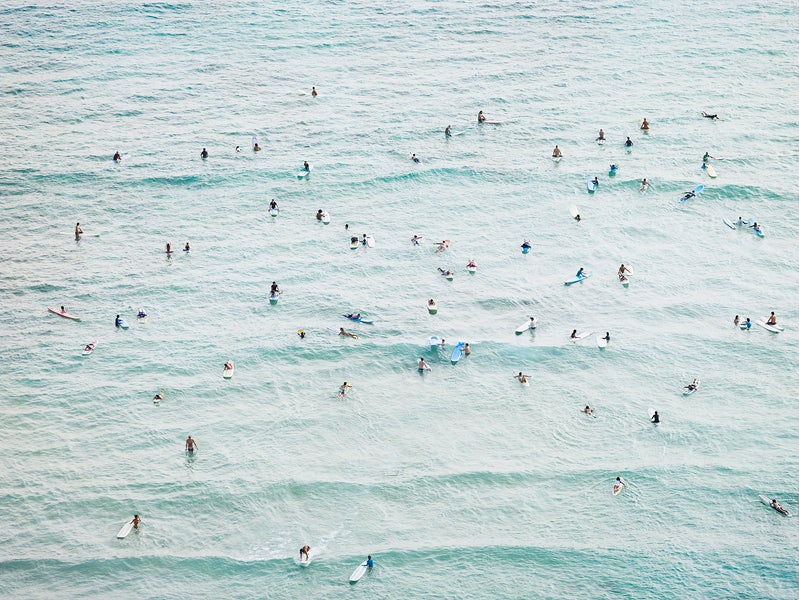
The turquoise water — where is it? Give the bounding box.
[1,1,798,598]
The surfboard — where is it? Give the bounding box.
[343,314,373,324]
[428,336,441,347]
[570,331,592,342]
[321,212,330,224]
[350,239,359,249]
[564,271,592,285]
[467,265,476,274]
[596,336,607,348]
[484,121,502,125]
[223,366,234,379]
[759,495,791,517]
[366,236,375,248]
[116,520,135,539]
[704,164,717,178]
[116,318,129,330]
[515,317,537,334]
[553,155,562,163]
[597,138,606,145]
[613,482,624,496]
[722,217,736,229]
[82,341,97,356]
[269,208,279,217]
[569,205,580,220]
[586,178,597,192]
[269,292,279,305]
[679,184,704,203]
[427,301,438,315]
[451,342,465,364]
[755,320,781,333]
[48,307,81,321]
[349,561,369,583]
[297,165,312,178]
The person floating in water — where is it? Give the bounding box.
[166,243,172,254]
[411,153,420,163]
[650,411,660,423]
[75,222,83,236]
[338,382,352,396]
[311,86,317,97]
[701,112,720,120]
[603,332,610,342]
[477,110,486,123]
[624,137,633,147]
[113,151,122,162]
[253,142,261,152]
[185,435,198,452]
[552,145,562,157]
[463,343,471,356]
[445,125,451,137]
[201,148,208,159]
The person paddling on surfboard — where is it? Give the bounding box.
[770,499,789,516]
[185,435,198,452]
[515,372,528,384]
[552,145,562,158]
[411,235,422,246]
[477,110,486,123]
[576,267,585,279]
[269,199,278,210]
[684,379,699,391]
[224,361,234,371]
[701,112,720,120]
[339,327,358,339]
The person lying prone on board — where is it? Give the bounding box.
[339,328,358,339]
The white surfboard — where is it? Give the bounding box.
[427,301,438,314]
[704,164,717,178]
[648,408,656,419]
[569,331,592,342]
[321,212,330,224]
[366,236,375,248]
[349,560,369,583]
[596,336,607,348]
[428,336,441,347]
[515,317,537,334]
[569,205,580,220]
[269,208,279,217]
[116,520,135,539]
[297,165,312,178]
[223,366,234,379]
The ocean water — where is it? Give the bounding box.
[1,1,798,598]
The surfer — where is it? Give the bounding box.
[596,129,605,141]
[75,222,83,236]
[427,299,436,309]
[201,148,208,159]
[571,329,578,339]
[684,379,699,391]
[166,243,172,254]
[297,329,306,339]
[137,308,147,319]
[770,499,789,516]
[624,137,633,147]
[515,372,528,384]
[681,190,695,201]
[576,267,585,278]
[583,405,594,416]
[253,142,261,152]
[603,332,610,342]
[463,343,471,356]
[767,312,777,325]
[235,146,241,153]
[311,86,317,97]
[132,515,141,530]
[270,282,280,294]
[445,125,451,137]
[316,209,324,220]
[613,477,625,493]
[552,145,562,157]
[185,435,198,452]
[744,317,752,329]
[183,242,190,252]
[411,153,420,163]
[609,163,618,172]
[574,213,581,222]
[751,222,762,233]
[269,199,278,210]
[591,176,599,187]
[435,240,449,252]
[439,339,446,348]
[640,178,649,191]
[650,411,660,423]
[702,152,715,163]
[346,313,361,320]
[618,264,631,279]
[411,235,422,246]
[467,260,476,268]
[477,110,486,123]
[115,314,123,327]
[733,315,740,326]
[224,361,234,370]
[300,545,311,561]
[701,112,720,120]
[418,357,431,371]
[521,240,531,251]
[366,556,374,569]
[640,118,649,130]
[113,151,122,162]
[339,327,358,339]
[303,161,310,172]
[438,268,453,278]
[84,342,95,352]
[153,392,163,402]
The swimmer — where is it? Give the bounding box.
[75,222,83,236]
[166,243,172,254]
[640,118,649,130]
[477,110,486,123]
[235,146,241,153]
[131,514,141,529]
[766,312,777,325]
[625,137,633,147]
[201,148,208,159]
[439,338,446,348]
[602,332,610,342]
[445,125,451,137]
[338,382,352,397]
[770,499,790,516]
[113,151,122,162]
[339,327,358,339]
[303,161,310,172]
[552,145,562,157]
[418,357,431,371]
[185,435,198,452]
[311,86,317,97]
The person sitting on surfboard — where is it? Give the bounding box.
[515,372,528,384]
[596,129,605,141]
[552,145,562,157]
[137,309,147,319]
[339,327,358,339]
[316,209,324,220]
[269,199,278,210]
[445,125,451,137]
[576,267,585,278]
[84,343,95,352]
[115,314,123,327]
[571,329,578,339]
[300,545,311,561]
[613,477,625,492]
[303,161,310,171]
[640,118,649,130]
[132,515,141,529]
[113,151,122,161]
[521,240,531,250]
[477,110,486,123]
[185,436,197,452]
[75,222,83,236]
[183,242,190,252]
[270,282,280,294]
[427,299,436,308]
[767,312,778,325]
[624,137,633,147]
[650,411,660,423]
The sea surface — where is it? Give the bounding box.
[1,1,797,598]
